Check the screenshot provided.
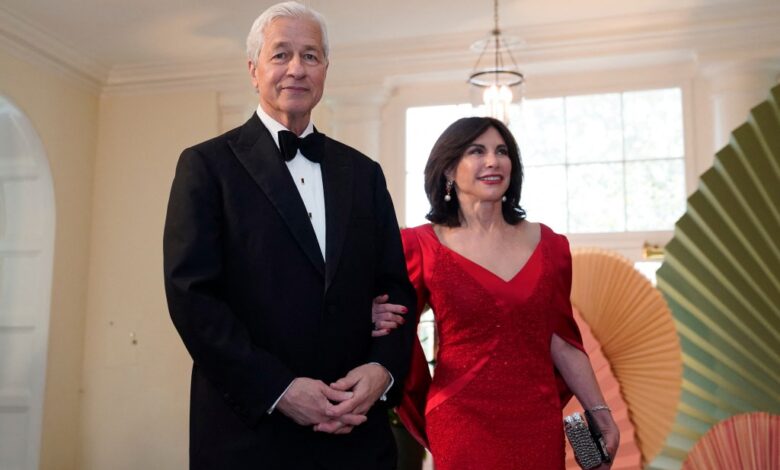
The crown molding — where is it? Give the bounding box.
[101,57,246,95]
[5,2,778,95]
[0,5,107,92]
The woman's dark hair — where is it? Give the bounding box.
[424,116,526,227]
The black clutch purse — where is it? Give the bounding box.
[563,411,611,469]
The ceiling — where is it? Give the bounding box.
[0,0,764,70]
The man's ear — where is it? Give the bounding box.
[248,60,259,92]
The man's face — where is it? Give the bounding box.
[249,16,328,131]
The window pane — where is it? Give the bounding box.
[404,87,686,234]
[513,98,566,166]
[566,93,623,164]
[624,88,684,160]
[522,165,567,233]
[625,159,686,231]
[418,309,436,366]
[568,163,625,232]
[634,261,662,285]
[405,104,472,174]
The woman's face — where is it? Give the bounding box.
[448,126,511,205]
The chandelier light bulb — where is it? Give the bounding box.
[483,84,499,103]
[483,84,510,123]
[499,85,513,104]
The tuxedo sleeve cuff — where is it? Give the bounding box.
[267,379,295,414]
[369,362,394,401]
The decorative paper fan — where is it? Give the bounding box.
[564,307,642,469]
[570,248,681,466]
[652,84,780,467]
[682,412,780,469]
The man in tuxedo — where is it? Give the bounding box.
[163,2,417,468]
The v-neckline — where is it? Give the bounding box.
[427,223,545,284]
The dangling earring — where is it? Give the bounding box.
[502,195,507,202]
[444,180,454,202]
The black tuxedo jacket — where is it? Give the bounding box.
[163,114,417,469]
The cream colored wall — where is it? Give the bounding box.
[0,48,99,470]
[78,91,218,469]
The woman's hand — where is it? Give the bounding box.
[551,335,620,468]
[590,409,620,469]
[371,294,408,337]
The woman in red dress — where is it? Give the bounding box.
[373,117,619,469]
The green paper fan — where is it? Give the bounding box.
[650,84,780,468]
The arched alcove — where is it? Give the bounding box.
[0,96,55,470]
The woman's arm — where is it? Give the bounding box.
[552,334,620,469]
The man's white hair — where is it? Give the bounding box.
[246,1,329,65]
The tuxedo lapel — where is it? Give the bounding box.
[321,138,353,291]
[228,115,325,276]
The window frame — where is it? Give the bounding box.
[384,73,698,263]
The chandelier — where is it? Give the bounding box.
[467,0,524,123]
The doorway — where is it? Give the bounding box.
[0,96,55,470]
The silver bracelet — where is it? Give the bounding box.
[588,404,611,413]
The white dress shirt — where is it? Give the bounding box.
[256,106,326,258]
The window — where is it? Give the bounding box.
[404,88,686,234]
[405,104,475,228]
[634,261,663,285]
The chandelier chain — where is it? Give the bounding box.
[493,0,499,33]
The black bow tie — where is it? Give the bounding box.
[278,130,325,164]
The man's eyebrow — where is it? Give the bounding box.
[268,40,322,50]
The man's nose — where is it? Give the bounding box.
[287,55,306,77]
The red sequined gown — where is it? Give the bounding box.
[397,223,584,470]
